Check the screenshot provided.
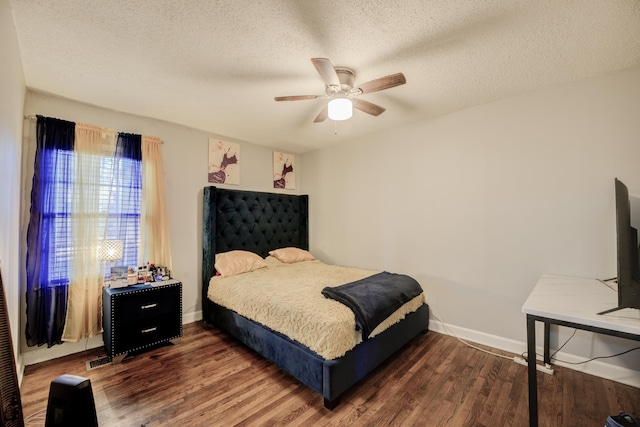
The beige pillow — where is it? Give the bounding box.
[268,247,315,263]
[214,250,267,277]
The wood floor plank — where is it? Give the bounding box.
[19,321,640,426]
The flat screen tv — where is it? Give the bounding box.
[599,178,640,314]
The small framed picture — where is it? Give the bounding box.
[209,138,240,185]
[110,266,128,288]
[273,151,295,189]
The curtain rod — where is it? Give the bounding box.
[23,115,164,144]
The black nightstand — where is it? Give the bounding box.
[102,279,182,363]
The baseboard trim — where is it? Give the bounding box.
[183,309,202,324]
[20,312,639,388]
[21,311,205,367]
[21,335,105,367]
[429,319,640,388]
[16,354,24,387]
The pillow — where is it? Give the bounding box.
[268,247,315,263]
[214,250,267,277]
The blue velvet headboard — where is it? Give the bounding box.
[202,186,309,323]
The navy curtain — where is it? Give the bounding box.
[109,133,142,269]
[25,116,75,347]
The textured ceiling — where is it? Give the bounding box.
[9,0,640,153]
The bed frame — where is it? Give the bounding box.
[201,186,429,409]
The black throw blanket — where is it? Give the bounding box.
[321,272,423,340]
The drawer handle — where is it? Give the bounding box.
[141,303,158,310]
[141,327,157,334]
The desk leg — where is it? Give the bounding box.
[527,315,538,427]
[543,322,551,365]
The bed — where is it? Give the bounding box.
[201,186,429,409]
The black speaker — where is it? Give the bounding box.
[45,375,98,427]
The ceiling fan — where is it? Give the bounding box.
[274,58,406,123]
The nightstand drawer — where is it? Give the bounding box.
[114,286,180,322]
[116,317,181,353]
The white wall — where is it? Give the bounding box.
[301,65,640,385]
[0,0,26,378]
[11,12,640,386]
[20,90,298,364]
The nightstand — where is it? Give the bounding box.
[102,279,182,363]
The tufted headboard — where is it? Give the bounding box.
[201,186,309,323]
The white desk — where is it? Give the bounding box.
[522,274,640,427]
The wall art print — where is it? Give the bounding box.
[273,151,295,189]
[208,138,239,185]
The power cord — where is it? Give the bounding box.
[597,277,618,292]
[554,344,640,365]
[549,328,576,360]
[521,327,640,365]
[429,305,512,361]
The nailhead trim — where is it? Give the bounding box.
[108,281,182,358]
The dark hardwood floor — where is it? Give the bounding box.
[19,321,639,426]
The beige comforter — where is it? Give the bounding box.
[207,257,425,360]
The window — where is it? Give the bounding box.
[40,150,141,285]
[25,118,147,346]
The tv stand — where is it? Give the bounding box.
[598,279,625,314]
[597,305,640,315]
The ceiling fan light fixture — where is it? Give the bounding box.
[328,98,352,121]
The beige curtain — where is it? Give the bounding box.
[62,123,116,342]
[140,135,172,270]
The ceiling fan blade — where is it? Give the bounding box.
[313,105,328,123]
[357,73,406,94]
[274,95,320,101]
[353,99,386,116]
[311,58,340,87]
